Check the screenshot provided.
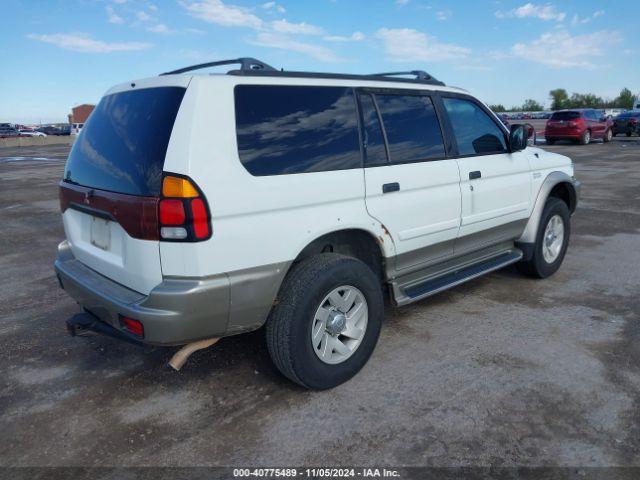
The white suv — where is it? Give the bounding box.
[55,58,580,389]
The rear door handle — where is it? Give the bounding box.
[382,182,400,194]
[469,171,482,180]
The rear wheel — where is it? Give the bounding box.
[580,129,591,145]
[603,129,613,143]
[545,138,555,145]
[627,131,633,137]
[517,197,570,279]
[266,253,383,390]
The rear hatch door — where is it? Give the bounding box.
[60,78,189,294]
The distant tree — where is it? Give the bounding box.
[613,88,635,109]
[489,104,506,112]
[549,89,569,110]
[566,93,604,109]
[521,99,544,111]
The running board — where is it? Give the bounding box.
[394,249,523,306]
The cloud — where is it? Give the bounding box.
[181,0,263,29]
[27,33,152,53]
[436,10,451,21]
[106,6,124,24]
[271,19,324,35]
[249,32,342,62]
[496,3,566,22]
[147,23,172,34]
[136,10,152,22]
[323,31,365,42]
[571,10,605,26]
[375,28,470,62]
[262,1,285,13]
[510,30,621,68]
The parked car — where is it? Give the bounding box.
[19,129,47,137]
[70,123,84,135]
[54,58,580,389]
[612,111,640,137]
[37,125,70,136]
[545,109,613,145]
[497,113,510,128]
[0,124,20,138]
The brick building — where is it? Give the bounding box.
[68,104,95,124]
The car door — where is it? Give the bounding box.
[359,90,462,274]
[440,95,532,255]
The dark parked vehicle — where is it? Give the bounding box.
[37,125,71,136]
[545,109,613,145]
[613,111,640,137]
[0,124,20,138]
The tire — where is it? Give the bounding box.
[517,197,571,279]
[266,253,383,390]
[627,131,632,137]
[603,129,613,143]
[580,129,591,145]
[545,138,555,145]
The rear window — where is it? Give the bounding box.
[63,87,185,196]
[617,111,640,118]
[235,85,361,176]
[551,111,581,120]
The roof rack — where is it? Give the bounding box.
[371,70,441,83]
[161,56,445,86]
[160,57,276,76]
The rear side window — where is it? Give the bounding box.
[551,111,581,120]
[64,87,185,196]
[443,97,507,156]
[375,94,445,164]
[235,85,361,176]
[359,93,388,167]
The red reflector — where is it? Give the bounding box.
[159,199,185,225]
[190,198,210,239]
[121,316,144,337]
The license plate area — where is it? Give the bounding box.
[90,217,111,251]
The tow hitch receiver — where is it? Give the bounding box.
[65,312,144,346]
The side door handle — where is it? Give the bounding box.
[469,171,482,180]
[382,182,400,194]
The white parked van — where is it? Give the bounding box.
[55,58,580,389]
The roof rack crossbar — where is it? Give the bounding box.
[371,70,439,82]
[161,57,277,76]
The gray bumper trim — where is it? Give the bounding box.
[55,241,230,345]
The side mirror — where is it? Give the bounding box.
[509,124,527,152]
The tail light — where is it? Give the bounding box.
[630,118,638,124]
[120,316,144,337]
[159,174,211,241]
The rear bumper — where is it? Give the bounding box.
[54,241,230,346]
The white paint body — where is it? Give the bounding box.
[61,73,574,295]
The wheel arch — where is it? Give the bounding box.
[518,171,577,244]
[290,228,389,284]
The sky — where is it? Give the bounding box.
[1,0,638,124]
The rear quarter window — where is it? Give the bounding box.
[234,85,361,176]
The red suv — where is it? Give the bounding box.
[545,109,613,145]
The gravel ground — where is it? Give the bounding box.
[0,136,638,470]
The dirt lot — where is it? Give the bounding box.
[0,137,639,469]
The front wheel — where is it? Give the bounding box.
[580,129,591,145]
[266,253,383,390]
[517,197,571,279]
[603,129,613,143]
[545,138,555,145]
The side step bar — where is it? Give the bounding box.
[395,249,523,306]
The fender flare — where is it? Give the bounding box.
[518,171,579,244]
